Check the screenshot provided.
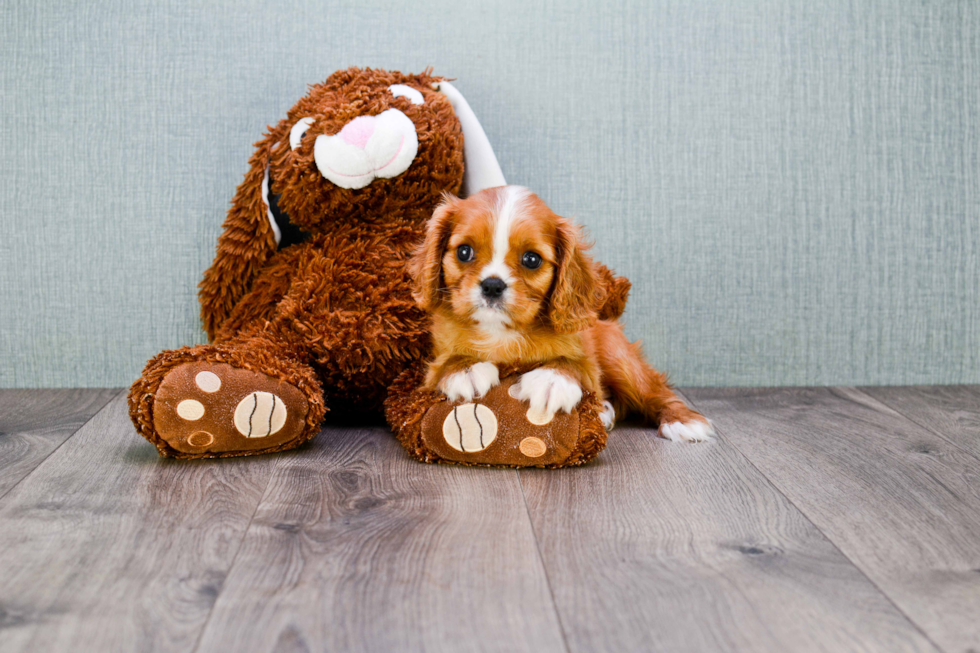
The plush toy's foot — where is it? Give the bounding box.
[152,361,310,456]
[385,364,609,468]
[129,344,325,459]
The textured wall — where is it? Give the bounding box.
[1,0,977,388]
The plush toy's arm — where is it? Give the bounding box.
[210,243,305,342]
[594,263,632,321]
[199,131,281,341]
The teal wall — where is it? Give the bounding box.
[1,0,977,388]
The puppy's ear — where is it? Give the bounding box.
[410,194,460,312]
[548,218,601,334]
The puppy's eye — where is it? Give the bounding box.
[522,251,543,269]
[388,84,424,105]
[290,117,314,151]
[456,245,475,262]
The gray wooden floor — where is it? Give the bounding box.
[1,386,978,653]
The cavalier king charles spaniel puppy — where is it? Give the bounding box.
[409,185,713,442]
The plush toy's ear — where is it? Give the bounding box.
[198,129,283,341]
[548,218,602,334]
[432,81,506,197]
[409,194,460,312]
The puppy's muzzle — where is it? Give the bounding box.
[480,277,507,302]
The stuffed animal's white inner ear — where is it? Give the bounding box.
[432,81,506,197]
[290,117,314,150]
[388,84,424,105]
[261,167,282,245]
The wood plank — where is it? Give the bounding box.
[0,388,119,498]
[195,425,567,653]
[518,410,937,653]
[0,394,280,652]
[860,385,980,459]
[685,386,980,653]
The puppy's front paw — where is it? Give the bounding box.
[511,368,583,425]
[659,419,715,443]
[438,362,500,402]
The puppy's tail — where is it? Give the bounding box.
[594,321,708,429]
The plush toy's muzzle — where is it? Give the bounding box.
[313,108,419,190]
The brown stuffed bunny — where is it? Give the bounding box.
[129,66,631,462]
[129,67,477,457]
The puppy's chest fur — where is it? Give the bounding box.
[433,312,585,365]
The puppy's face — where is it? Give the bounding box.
[411,186,600,335]
[441,186,556,329]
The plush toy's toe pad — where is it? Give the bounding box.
[442,403,498,452]
[154,362,309,455]
[519,436,547,458]
[233,391,288,437]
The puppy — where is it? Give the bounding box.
[409,185,713,442]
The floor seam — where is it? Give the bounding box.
[680,387,948,653]
[516,469,573,653]
[0,388,123,504]
[850,386,980,464]
[190,450,285,653]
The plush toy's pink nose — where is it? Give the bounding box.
[339,116,375,149]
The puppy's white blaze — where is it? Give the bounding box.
[480,185,530,282]
[659,420,715,443]
[514,368,583,419]
[439,362,500,402]
[480,261,514,284]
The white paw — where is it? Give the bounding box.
[439,362,500,402]
[599,400,616,431]
[512,368,583,424]
[659,419,715,443]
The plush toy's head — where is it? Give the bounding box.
[263,68,463,235]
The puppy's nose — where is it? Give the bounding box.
[480,277,507,299]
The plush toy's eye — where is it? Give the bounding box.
[388,84,424,105]
[457,245,475,262]
[289,117,314,151]
[522,252,543,270]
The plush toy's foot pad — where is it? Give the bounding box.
[386,364,608,468]
[153,362,310,455]
[421,377,589,466]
